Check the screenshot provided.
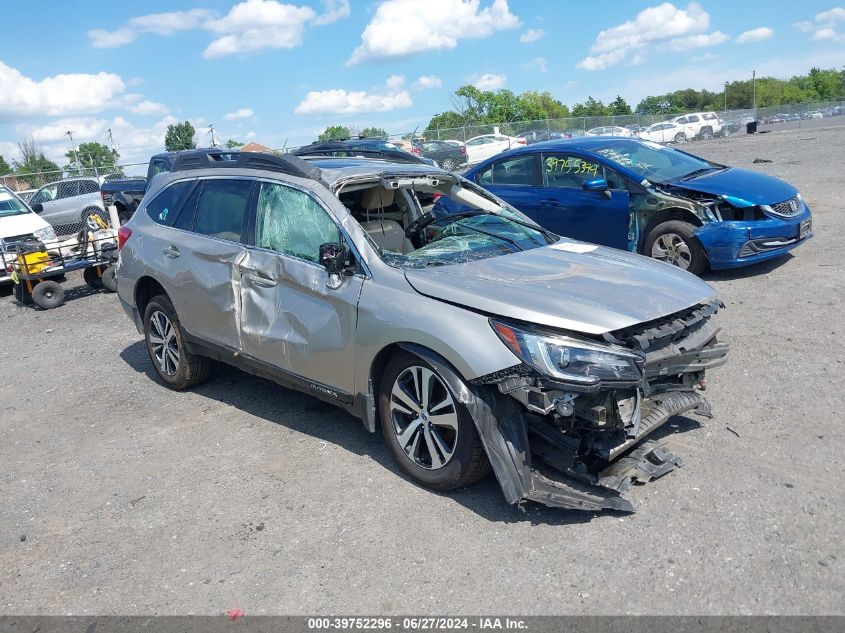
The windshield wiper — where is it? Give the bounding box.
[679,166,725,181]
[453,222,526,252]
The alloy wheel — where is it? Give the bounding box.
[388,366,459,470]
[652,233,692,270]
[148,310,180,376]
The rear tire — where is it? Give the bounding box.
[83,266,105,289]
[101,265,118,292]
[643,220,708,275]
[82,207,107,231]
[31,280,65,309]
[143,294,211,390]
[674,132,687,143]
[379,351,490,491]
[441,158,457,171]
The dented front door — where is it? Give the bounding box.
[237,181,363,396]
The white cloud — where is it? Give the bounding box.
[470,73,506,90]
[576,49,626,71]
[130,100,169,116]
[89,1,349,57]
[522,57,548,73]
[520,28,545,43]
[223,108,255,121]
[348,0,520,64]
[736,27,774,43]
[294,76,413,115]
[667,31,728,51]
[578,2,711,69]
[628,54,646,66]
[0,61,126,120]
[794,7,845,42]
[312,0,351,26]
[246,131,257,140]
[414,75,443,90]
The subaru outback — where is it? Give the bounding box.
[116,150,729,512]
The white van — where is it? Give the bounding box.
[0,186,58,284]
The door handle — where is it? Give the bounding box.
[244,272,277,288]
[538,198,560,207]
[163,245,180,258]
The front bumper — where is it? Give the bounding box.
[695,208,813,270]
[405,301,729,513]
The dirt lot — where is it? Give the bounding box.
[1,124,843,616]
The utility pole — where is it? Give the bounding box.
[208,124,217,147]
[65,130,80,173]
[724,82,728,113]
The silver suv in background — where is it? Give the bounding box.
[29,177,105,234]
[116,150,729,512]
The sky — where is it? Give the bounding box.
[1,0,844,169]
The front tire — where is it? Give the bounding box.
[644,220,708,275]
[143,294,211,389]
[379,352,490,491]
[674,132,687,143]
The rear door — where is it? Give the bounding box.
[164,177,256,351]
[238,180,364,395]
[529,152,630,248]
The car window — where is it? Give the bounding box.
[478,155,535,186]
[79,180,99,194]
[542,154,602,188]
[467,137,489,146]
[32,184,58,204]
[192,179,253,242]
[0,190,31,217]
[675,117,687,124]
[151,159,169,176]
[145,181,195,226]
[604,167,627,190]
[57,181,79,199]
[255,182,340,263]
[687,115,700,123]
[703,113,716,120]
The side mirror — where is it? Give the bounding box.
[319,242,352,276]
[32,202,43,213]
[582,178,609,192]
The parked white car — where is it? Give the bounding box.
[585,126,636,137]
[638,122,689,144]
[670,111,722,139]
[0,186,59,285]
[464,134,525,164]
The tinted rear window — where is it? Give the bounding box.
[192,179,253,242]
[145,181,194,225]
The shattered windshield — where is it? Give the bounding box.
[0,190,31,217]
[347,175,554,270]
[592,140,720,183]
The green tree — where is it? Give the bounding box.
[360,127,388,138]
[12,139,61,188]
[516,91,570,120]
[609,95,632,115]
[571,97,610,117]
[65,141,122,176]
[317,125,351,141]
[0,155,11,176]
[224,139,244,149]
[164,121,197,151]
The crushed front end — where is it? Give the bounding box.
[469,300,729,512]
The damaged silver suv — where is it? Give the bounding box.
[116,150,729,512]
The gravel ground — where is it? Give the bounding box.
[1,123,843,616]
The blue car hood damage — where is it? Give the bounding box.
[666,167,797,205]
[404,241,717,335]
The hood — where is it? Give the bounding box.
[667,167,796,205]
[404,242,717,335]
[0,212,50,239]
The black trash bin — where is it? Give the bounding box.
[746,121,758,134]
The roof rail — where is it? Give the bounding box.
[293,148,422,164]
[169,149,321,181]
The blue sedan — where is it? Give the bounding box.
[436,138,812,274]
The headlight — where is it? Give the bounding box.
[491,319,644,386]
[33,226,56,241]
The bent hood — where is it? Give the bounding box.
[404,242,717,335]
[667,167,796,205]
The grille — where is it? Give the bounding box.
[0,233,33,250]
[767,196,802,218]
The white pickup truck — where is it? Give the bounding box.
[670,111,722,140]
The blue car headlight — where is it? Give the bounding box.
[491,319,645,386]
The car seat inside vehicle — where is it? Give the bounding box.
[343,186,415,253]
